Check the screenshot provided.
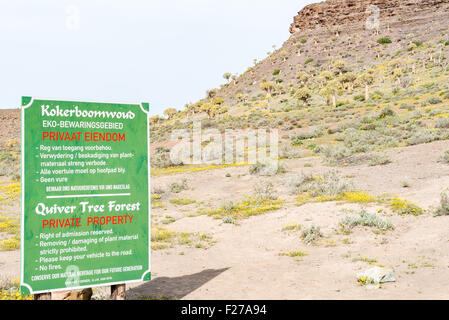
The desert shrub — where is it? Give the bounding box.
[440,90,449,99]
[222,201,237,212]
[301,225,323,245]
[280,145,302,159]
[439,150,449,163]
[401,180,411,188]
[434,192,449,216]
[377,37,392,44]
[222,216,236,224]
[202,197,284,220]
[435,117,449,129]
[407,130,441,146]
[273,69,281,76]
[398,76,413,88]
[168,179,189,193]
[288,172,314,194]
[377,107,396,119]
[333,127,398,156]
[0,164,19,179]
[254,182,278,200]
[151,185,166,195]
[321,145,353,164]
[289,171,352,198]
[322,142,391,166]
[249,159,286,176]
[151,149,181,169]
[290,127,323,144]
[368,154,391,166]
[340,210,394,233]
[427,96,442,105]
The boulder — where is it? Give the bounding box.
[357,266,396,286]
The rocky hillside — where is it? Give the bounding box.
[150,0,449,169]
[0,110,20,148]
[214,0,449,107]
[289,0,449,33]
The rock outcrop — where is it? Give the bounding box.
[289,0,449,33]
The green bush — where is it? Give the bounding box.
[353,94,365,102]
[304,58,314,65]
[377,37,392,44]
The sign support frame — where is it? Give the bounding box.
[20,97,152,297]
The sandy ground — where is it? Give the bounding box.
[127,140,449,300]
[2,138,449,299]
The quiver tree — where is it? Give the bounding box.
[338,72,357,92]
[356,71,374,101]
[236,93,248,103]
[296,71,310,85]
[212,96,224,106]
[316,70,333,88]
[200,103,215,119]
[149,115,161,125]
[187,102,203,115]
[206,89,217,99]
[163,108,178,119]
[392,68,404,85]
[200,103,228,119]
[223,73,231,82]
[294,87,312,105]
[320,79,340,108]
[332,60,347,75]
[260,81,275,98]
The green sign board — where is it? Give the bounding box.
[20,97,151,295]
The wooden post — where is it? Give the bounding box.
[111,284,126,300]
[34,292,52,300]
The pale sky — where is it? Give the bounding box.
[0,0,314,115]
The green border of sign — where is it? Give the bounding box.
[19,97,151,295]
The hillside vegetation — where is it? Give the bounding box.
[151,3,449,171]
